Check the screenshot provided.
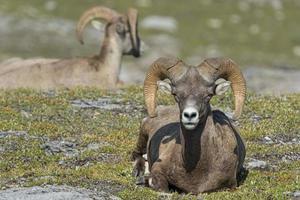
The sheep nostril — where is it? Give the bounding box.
[184,113,190,119]
[183,111,197,120]
[191,113,197,119]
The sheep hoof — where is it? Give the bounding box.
[135,176,145,185]
[132,167,141,177]
[132,156,145,177]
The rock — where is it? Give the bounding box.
[41,140,78,157]
[281,152,300,161]
[0,185,121,200]
[158,192,173,200]
[70,98,143,116]
[44,1,58,11]
[42,90,56,97]
[86,143,101,151]
[262,136,274,144]
[260,135,300,145]
[207,18,222,29]
[246,159,269,170]
[250,114,263,123]
[71,98,124,110]
[0,131,28,138]
[294,191,300,197]
[141,16,177,32]
[243,66,300,95]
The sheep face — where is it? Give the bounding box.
[171,67,212,130]
[76,6,141,58]
[111,17,140,57]
[164,67,231,130]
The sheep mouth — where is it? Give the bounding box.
[182,122,198,130]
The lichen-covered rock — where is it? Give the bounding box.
[0,185,121,200]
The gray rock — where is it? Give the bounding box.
[294,191,300,197]
[41,140,78,157]
[260,135,300,145]
[243,66,300,95]
[0,131,28,138]
[246,159,269,170]
[281,152,300,161]
[71,98,124,110]
[86,143,101,151]
[44,1,58,11]
[262,136,274,144]
[0,185,121,200]
[141,16,177,32]
[158,192,173,200]
[70,98,143,116]
[251,114,263,124]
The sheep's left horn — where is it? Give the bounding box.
[144,57,186,117]
[127,8,140,57]
[198,58,246,119]
[76,6,119,45]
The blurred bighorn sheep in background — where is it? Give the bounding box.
[132,57,247,194]
[0,6,140,89]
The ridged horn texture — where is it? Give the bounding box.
[76,6,119,45]
[198,58,246,119]
[144,57,186,117]
[127,8,140,56]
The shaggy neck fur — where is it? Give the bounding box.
[180,109,211,172]
[96,32,123,85]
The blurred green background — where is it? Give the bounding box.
[1,0,300,68]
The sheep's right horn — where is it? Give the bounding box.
[144,57,186,117]
[76,6,119,45]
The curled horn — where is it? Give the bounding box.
[76,6,119,45]
[144,57,187,117]
[127,8,140,57]
[198,58,246,119]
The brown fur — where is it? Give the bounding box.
[132,67,246,194]
[0,9,140,89]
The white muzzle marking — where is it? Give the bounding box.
[181,107,199,130]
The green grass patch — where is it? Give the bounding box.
[0,87,299,199]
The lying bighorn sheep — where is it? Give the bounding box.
[0,6,140,89]
[132,57,247,194]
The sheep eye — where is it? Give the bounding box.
[116,23,125,35]
[205,94,213,102]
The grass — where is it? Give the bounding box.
[0,86,299,199]
[1,0,300,67]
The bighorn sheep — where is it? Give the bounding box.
[0,6,140,89]
[132,57,247,194]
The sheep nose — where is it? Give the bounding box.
[182,107,199,121]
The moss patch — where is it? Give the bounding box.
[0,87,299,199]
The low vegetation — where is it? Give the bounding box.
[0,87,299,199]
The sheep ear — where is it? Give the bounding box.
[215,80,231,95]
[91,20,103,30]
[157,80,172,94]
